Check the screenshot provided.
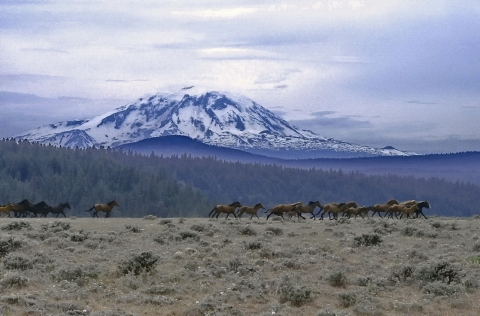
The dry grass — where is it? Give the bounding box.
[0,215,479,315]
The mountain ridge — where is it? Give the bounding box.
[15,87,416,158]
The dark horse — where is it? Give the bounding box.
[11,199,34,218]
[30,201,50,217]
[414,201,430,219]
[85,200,120,218]
[42,202,71,218]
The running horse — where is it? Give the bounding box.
[42,202,71,218]
[293,201,323,220]
[265,202,302,220]
[208,201,242,219]
[0,203,15,217]
[85,200,120,218]
[236,203,265,219]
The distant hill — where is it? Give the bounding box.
[119,137,480,185]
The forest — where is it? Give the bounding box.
[0,139,479,217]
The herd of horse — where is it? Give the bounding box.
[0,200,120,218]
[208,199,431,220]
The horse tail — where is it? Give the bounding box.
[208,206,216,217]
[85,206,94,212]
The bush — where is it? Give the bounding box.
[3,253,33,270]
[190,224,206,232]
[54,265,99,286]
[0,272,28,288]
[238,226,257,236]
[118,251,159,275]
[0,236,24,257]
[422,281,464,297]
[390,264,416,283]
[178,231,199,241]
[414,260,464,285]
[353,234,382,247]
[473,243,480,252]
[1,221,31,231]
[279,278,312,307]
[327,271,348,288]
[265,227,283,236]
[338,292,357,308]
[244,241,262,250]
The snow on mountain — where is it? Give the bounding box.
[15,87,416,157]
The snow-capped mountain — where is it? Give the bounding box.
[15,87,415,157]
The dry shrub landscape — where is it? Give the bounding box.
[0,215,480,316]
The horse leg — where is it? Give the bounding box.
[255,214,260,219]
[298,213,306,220]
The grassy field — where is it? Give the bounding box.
[0,215,479,316]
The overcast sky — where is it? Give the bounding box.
[1,0,479,154]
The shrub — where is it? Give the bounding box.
[265,227,283,236]
[125,225,141,233]
[0,236,24,257]
[3,253,33,270]
[279,278,312,307]
[118,251,159,275]
[401,226,417,236]
[228,258,242,273]
[327,271,348,288]
[41,221,71,232]
[0,272,28,288]
[1,221,31,231]
[338,291,357,308]
[422,281,464,297]
[473,243,480,252]
[54,265,99,286]
[178,231,199,241]
[190,224,206,232]
[390,264,416,283]
[353,234,382,247]
[414,260,464,285]
[244,241,262,250]
[466,255,480,265]
[238,226,257,236]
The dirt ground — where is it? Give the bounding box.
[0,214,479,316]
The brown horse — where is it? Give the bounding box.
[322,201,358,220]
[371,199,399,218]
[293,201,323,220]
[392,203,419,219]
[265,202,301,220]
[344,206,372,219]
[399,200,431,219]
[208,201,242,219]
[0,203,14,217]
[85,200,120,218]
[236,203,265,219]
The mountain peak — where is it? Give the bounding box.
[14,89,416,157]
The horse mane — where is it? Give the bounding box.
[229,201,240,206]
[338,203,346,207]
[107,200,117,205]
[308,201,318,205]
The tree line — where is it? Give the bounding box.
[0,139,479,217]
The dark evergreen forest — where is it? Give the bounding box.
[1,139,479,217]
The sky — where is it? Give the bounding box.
[0,0,479,154]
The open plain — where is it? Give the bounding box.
[0,215,479,316]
